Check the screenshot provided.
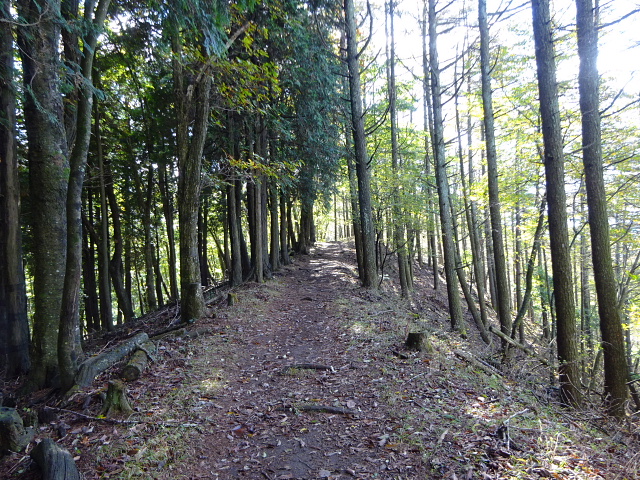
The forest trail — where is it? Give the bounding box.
[5,243,637,480]
[152,242,432,479]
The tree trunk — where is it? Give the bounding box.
[576,0,628,417]
[57,0,111,393]
[532,0,582,407]
[344,0,377,288]
[159,162,179,300]
[280,191,291,266]
[228,183,243,286]
[173,32,210,321]
[479,0,512,347]
[0,1,30,378]
[94,94,113,329]
[421,2,439,291]
[17,0,69,390]
[428,0,465,333]
[387,0,411,297]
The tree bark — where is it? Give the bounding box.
[17,0,69,390]
[479,0,512,347]
[344,0,377,288]
[31,438,81,480]
[0,1,30,378]
[532,0,582,407]
[576,0,628,417]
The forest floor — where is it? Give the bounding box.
[2,242,640,479]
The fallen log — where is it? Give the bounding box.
[75,332,149,387]
[31,438,80,480]
[488,326,550,366]
[121,341,157,382]
[454,350,502,377]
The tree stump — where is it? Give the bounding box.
[0,407,34,453]
[31,438,80,480]
[405,332,430,352]
[228,293,238,306]
[121,341,157,382]
[101,380,134,417]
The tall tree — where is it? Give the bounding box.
[531,0,582,407]
[344,0,377,288]
[387,0,411,297]
[58,0,111,392]
[478,0,512,346]
[0,0,30,377]
[428,0,465,333]
[17,0,70,390]
[576,0,628,417]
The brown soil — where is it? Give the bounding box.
[2,242,639,479]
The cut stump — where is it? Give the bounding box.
[101,380,134,417]
[31,438,81,480]
[405,332,427,352]
[0,407,34,453]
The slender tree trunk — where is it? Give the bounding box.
[532,0,582,407]
[576,0,628,417]
[387,0,410,297]
[270,183,280,272]
[159,163,178,300]
[94,96,113,328]
[280,191,291,266]
[0,2,30,377]
[142,167,157,311]
[421,4,439,291]
[344,0,377,288]
[428,0,464,333]
[479,0,512,347]
[228,183,243,286]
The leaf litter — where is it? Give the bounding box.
[3,242,639,479]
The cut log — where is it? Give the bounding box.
[0,407,34,453]
[31,438,80,480]
[101,379,134,417]
[488,326,550,366]
[75,332,149,387]
[121,341,157,382]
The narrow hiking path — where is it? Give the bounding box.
[152,242,431,479]
[6,242,638,480]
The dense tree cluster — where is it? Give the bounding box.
[1,0,639,419]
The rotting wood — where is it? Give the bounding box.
[454,350,503,377]
[75,332,149,387]
[280,363,335,375]
[488,326,550,366]
[121,341,157,382]
[30,438,81,480]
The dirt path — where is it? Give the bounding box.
[163,242,428,479]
